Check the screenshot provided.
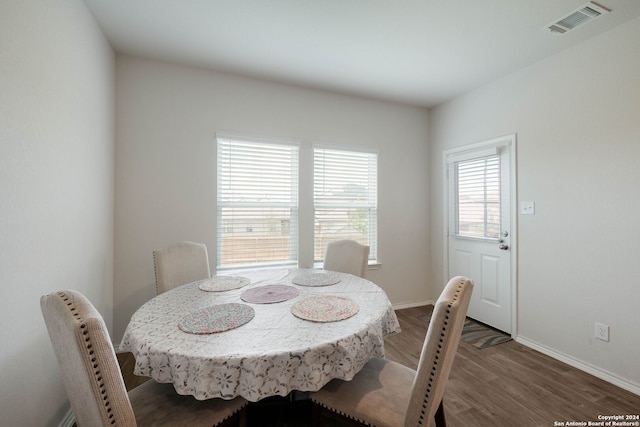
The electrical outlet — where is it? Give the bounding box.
[595,322,609,342]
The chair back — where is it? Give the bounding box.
[41,290,137,426]
[404,276,474,427]
[153,241,211,294]
[323,239,370,278]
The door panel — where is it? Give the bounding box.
[481,254,499,304]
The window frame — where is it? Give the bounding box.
[312,144,378,264]
[454,153,501,240]
[215,134,379,272]
[216,132,300,271]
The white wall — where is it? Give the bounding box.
[114,56,431,340]
[0,1,114,425]
[429,17,640,393]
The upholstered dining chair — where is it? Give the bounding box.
[153,241,211,294]
[323,239,370,278]
[41,290,248,427]
[310,276,474,427]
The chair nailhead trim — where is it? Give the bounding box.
[312,401,375,426]
[57,291,117,425]
[417,278,466,426]
[153,252,160,295]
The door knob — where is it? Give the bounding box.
[499,244,509,250]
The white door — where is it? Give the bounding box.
[445,135,515,334]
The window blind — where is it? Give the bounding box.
[455,154,500,239]
[217,136,299,269]
[313,146,377,262]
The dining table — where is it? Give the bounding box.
[119,267,401,402]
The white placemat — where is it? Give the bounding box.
[291,272,341,287]
[290,295,359,322]
[178,303,255,334]
[198,276,251,292]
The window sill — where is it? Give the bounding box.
[313,261,381,270]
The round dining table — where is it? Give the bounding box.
[119,268,401,402]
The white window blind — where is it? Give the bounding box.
[455,154,500,239]
[314,146,377,262]
[217,135,299,270]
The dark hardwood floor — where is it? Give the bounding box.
[118,305,640,426]
[385,306,640,427]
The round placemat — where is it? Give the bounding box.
[198,276,251,292]
[290,296,359,323]
[178,303,255,334]
[291,272,341,287]
[240,285,300,304]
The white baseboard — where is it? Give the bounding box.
[392,300,434,310]
[516,336,640,396]
[59,407,75,427]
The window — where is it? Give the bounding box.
[454,154,500,239]
[216,134,299,270]
[216,135,378,271]
[314,146,377,262]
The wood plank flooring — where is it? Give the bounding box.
[385,306,640,427]
[118,305,640,426]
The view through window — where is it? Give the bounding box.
[314,146,377,262]
[217,136,299,270]
[455,154,501,239]
[216,135,378,270]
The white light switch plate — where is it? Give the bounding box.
[520,202,535,215]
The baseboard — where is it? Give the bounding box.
[59,407,75,427]
[516,336,640,396]
[392,300,434,310]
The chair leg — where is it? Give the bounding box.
[237,408,248,427]
[311,403,323,427]
[435,399,446,427]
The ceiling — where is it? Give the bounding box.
[84,0,640,108]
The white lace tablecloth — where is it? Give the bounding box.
[119,268,400,402]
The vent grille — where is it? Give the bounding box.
[547,2,610,34]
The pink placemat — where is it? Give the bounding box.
[198,276,251,292]
[240,285,300,304]
[291,272,341,287]
[290,296,359,323]
[178,303,255,334]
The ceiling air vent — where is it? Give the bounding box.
[547,2,610,34]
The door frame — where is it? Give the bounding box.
[442,134,518,337]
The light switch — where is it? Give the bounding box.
[520,202,535,215]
